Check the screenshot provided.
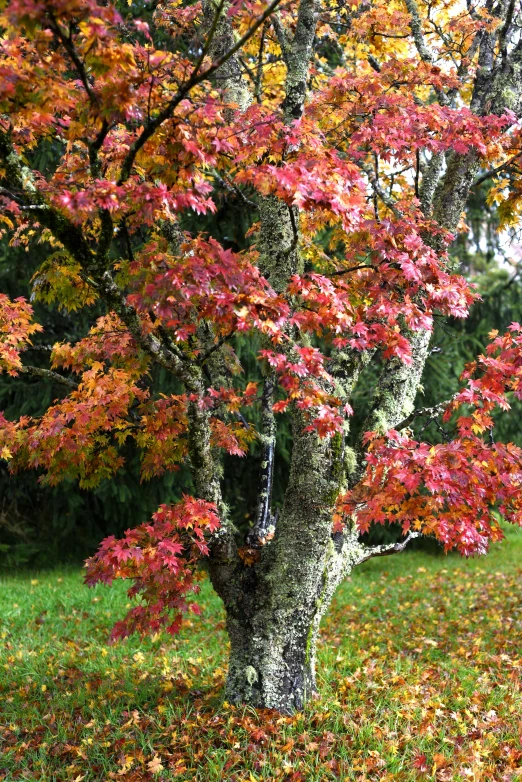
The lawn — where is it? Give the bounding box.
[1,527,521,781]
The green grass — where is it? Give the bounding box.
[1,526,522,781]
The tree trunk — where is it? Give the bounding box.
[221,530,359,712]
[224,603,319,712]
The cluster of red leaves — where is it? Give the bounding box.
[337,326,522,555]
[0,0,484,422]
[320,73,513,160]
[0,377,259,486]
[54,178,216,226]
[0,312,152,483]
[128,236,289,342]
[260,346,350,436]
[0,294,42,375]
[309,41,513,157]
[235,131,366,232]
[0,0,232,231]
[447,323,522,434]
[0,299,263,482]
[286,243,471,363]
[84,496,220,640]
[124,221,475,434]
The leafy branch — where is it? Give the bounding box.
[117,0,285,185]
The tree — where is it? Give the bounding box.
[2,0,522,714]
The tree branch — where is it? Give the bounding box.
[404,0,435,63]
[395,396,454,432]
[472,151,522,188]
[247,375,277,547]
[210,168,258,208]
[255,21,268,102]
[19,365,78,390]
[271,13,291,67]
[282,0,320,121]
[404,0,449,106]
[192,0,228,79]
[499,0,516,65]
[367,54,381,73]
[360,329,431,452]
[329,263,369,277]
[47,12,98,105]
[419,151,444,215]
[117,0,284,185]
[358,162,402,219]
[356,531,421,564]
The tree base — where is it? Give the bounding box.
[224,615,319,713]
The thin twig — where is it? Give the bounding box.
[287,205,299,254]
[395,396,455,432]
[47,13,98,105]
[358,163,403,219]
[329,264,369,277]
[472,151,522,188]
[255,21,268,102]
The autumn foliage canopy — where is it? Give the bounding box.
[1,0,522,641]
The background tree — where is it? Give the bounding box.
[2,0,522,713]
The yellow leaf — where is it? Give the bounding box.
[147,756,164,775]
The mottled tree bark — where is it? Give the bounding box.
[222,416,350,711]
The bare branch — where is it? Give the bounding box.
[499,0,516,65]
[192,0,228,78]
[282,0,320,121]
[47,13,98,105]
[287,204,299,253]
[367,54,381,73]
[255,21,268,102]
[404,0,449,106]
[404,0,435,63]
[358,162,403,219]
[356,531,421,564]
[271,13,291,67]
[247,375,277,548]
[395,396,455,432]
[419,151,444,215]
[210,168,258,207]
[199,332,233,365]
[329,263,369,277]
[19,365,78,390]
